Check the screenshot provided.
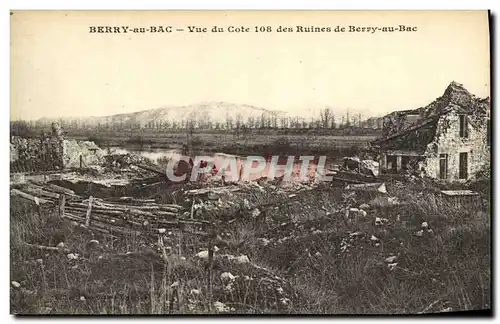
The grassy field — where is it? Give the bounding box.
[10,177,491,314]
[65,129,379,157]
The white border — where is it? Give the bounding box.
[2,1,497,324]
[2,0,498,10]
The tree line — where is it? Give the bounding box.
[11,107,382,134]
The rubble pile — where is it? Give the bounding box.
[60,153,162,186]
[341,157,380,178]
[62,140,106,168]
[102,153,153,170]
[181,178,320,225]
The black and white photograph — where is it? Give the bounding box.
[9,10,491,315]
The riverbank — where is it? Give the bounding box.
[66,130,377,159]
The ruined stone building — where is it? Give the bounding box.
[372,82,490,181]
[10,123,104,173]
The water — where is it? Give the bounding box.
[109,147,183,163]
[111,146,328,182]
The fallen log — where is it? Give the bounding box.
[65,208,129,225]
[64,213,142,236]
[163,203,184,209]
[67,207,179,223]
[107,197,157,204]
[156,211,179,218]
[177,218,212,225]
[29,181,77,197]
[94,200,183,213]
[10,189,52,205]
[78,200,128,210]
[45,183,77,196]
[159,205,182,213]
[114,205,161,211]
[184,186,241,196]
[21,186,60,200]
[66,206,125,216]
[67,202,156,217]
[67,210,180,232]
[69,206,170,220]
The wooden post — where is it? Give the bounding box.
[396,155,402,172]
[208,237,213,313]
[207,226,217,313]
[85,196,94,227]
[58,194,66,219]
[190,199,195,219]
[79,154,83,169]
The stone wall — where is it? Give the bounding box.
[10,123,105,172]
[423,110,490,181]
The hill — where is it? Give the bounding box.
[38,102,288,128]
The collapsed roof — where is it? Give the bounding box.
[372,81,490,153]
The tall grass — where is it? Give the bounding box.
[10,179,490,314]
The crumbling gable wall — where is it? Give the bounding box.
[423,109,490,180]
[382,111,423,138]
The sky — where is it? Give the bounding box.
[10,10,490,120]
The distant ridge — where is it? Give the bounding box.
[38,101,288,127]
